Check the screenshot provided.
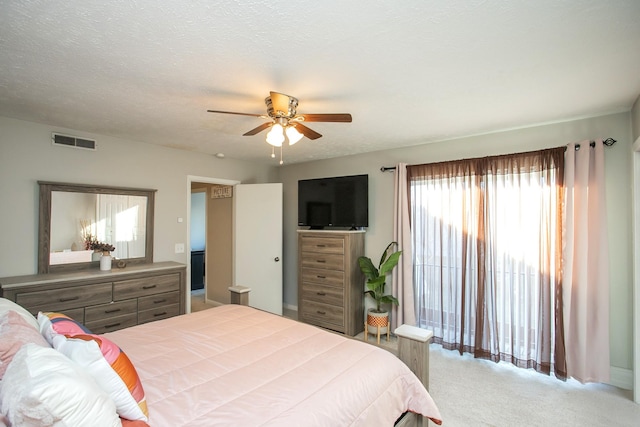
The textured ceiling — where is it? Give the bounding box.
[1,1,639,165]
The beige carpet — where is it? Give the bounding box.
[428,345,640,426]
[353,332,639,426]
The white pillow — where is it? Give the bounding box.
[0,343,121,427]
[0,298,39,330]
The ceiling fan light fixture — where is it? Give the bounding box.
[266,123,284,147]
[285,125,303,145]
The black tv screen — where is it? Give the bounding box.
[298,174,368,229]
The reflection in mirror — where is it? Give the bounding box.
[38,182,156,274]
[49,192,148,265]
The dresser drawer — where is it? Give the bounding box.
[301,300,344,328]
[301,253,344,271]
[301,267,344,287]
[85,299,138,323]
[16,283,112,315]
[56,307,86,323]
[302,283,344,306]
[301,237,345,254]
[138,291,180,311]
[85,313,138,334]
[138,304,180,324]
[113,273,180,300]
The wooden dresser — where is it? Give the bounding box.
[297,230,365,336]
[0,261,186,334]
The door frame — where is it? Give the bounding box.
[633,138,640,403]
[186,175,240,313]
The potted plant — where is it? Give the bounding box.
[358,242,401,336]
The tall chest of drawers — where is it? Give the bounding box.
[0,262,186,334]
[297,230,365,336]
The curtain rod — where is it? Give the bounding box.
[380,137,617,172]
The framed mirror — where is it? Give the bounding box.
[38,181,156,274]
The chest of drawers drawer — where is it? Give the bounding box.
[300,253,344,271]
[113,273,180,300]
[301,283,344,306]
[301,300,344,328]
[16,283,113,315]
[300,237,345,254]
[301,267,344,287]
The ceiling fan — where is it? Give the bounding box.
[207,91,352,163]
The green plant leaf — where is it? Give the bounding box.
[366,276,385,292]
[379,250,402,276]
[378,242,397,268]
[380,295,400,306]
[358,256,378,280]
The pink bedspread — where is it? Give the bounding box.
[105,305,441,426]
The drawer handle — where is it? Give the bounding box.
[104,308,121,314]
[317,275,326,279]
[153,299,167,304]
[317,291,326,296]
[316,244,326,248]
[142,285,157,290]
[316,310,326,315]
[59,296,79,302]
[104,322,121,328]
[153,311,167,317]
[316,260,326,263]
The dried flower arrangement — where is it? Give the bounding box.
[80,219,115,253]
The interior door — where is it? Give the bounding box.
[234,183,283,315]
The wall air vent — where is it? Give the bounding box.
[52,133,97,151]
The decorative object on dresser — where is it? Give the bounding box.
[358,241,401,344]
[297,230,365,336]
[0,262,186,334]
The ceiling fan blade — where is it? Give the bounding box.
[295,123,322,140]
[269,91,293,114]
[298,113,352,123]
[207,109,264,118]
[243,122,272,136]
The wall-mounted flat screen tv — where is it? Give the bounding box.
[298,174,368,229]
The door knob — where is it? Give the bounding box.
[274,257,280,262]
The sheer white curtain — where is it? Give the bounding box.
[96,194,147,259]
[563,140,610,383]
[391,163,416,329]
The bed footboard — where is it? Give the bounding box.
[394,325,434,427]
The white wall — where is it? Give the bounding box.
[0,116,277,277]
[279,111,634,374]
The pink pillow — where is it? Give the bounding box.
[0,310,49,379]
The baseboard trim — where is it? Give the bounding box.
[609,366,633,390]
[283,303,298,311]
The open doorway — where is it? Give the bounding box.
[187,176,240,313]
[189,188,207,308]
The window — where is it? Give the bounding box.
[408,148,566,377]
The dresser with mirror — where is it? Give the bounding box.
[0,181,186,332]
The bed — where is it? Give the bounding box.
[0,300,442,426]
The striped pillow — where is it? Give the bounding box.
[37,312,148,422]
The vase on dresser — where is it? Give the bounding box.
[100,252,112,271]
